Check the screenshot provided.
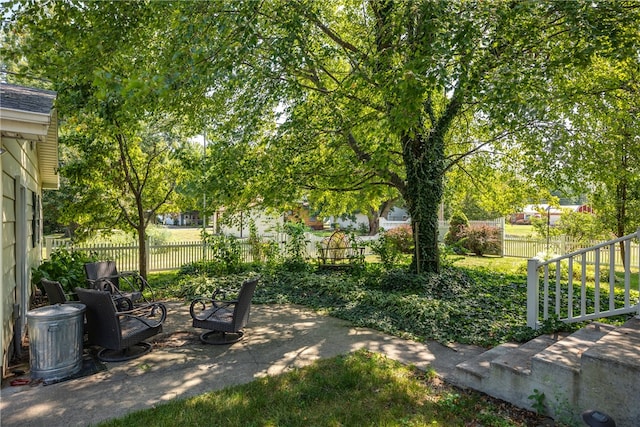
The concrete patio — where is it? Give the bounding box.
[0,301,485,427]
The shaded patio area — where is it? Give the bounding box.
[1,302,483,427]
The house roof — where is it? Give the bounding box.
[0,83,56,114]
[1,83,59,189]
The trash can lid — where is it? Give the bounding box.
[27,303,86,320]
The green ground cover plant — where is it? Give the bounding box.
[151,254,634,347]
[254,266,543,346]
[98,350,543,427]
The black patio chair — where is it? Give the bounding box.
[40,278,69,305]
[190,277,259,344]
[84,261,154,307]
[76,287,166,362]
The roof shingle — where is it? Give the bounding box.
[0,83,57,115]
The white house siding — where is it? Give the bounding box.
[220,210,285,239]
[1,136,43,375]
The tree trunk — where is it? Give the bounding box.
[367,208,379,236]
[616,179,627,268]
[402,131,445,275]
[137,224,147,279]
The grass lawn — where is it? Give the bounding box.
[454,254,527,274]
[132,255,636,427]
[98,350,542,427]
[504,223,536,238]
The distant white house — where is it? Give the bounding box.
[511,204,594,226]
[218,209,285,238]
[327,207,413,232]
[1,83,59,376]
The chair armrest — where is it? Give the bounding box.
[88,278,118,293]
[117,302,167,327]
[189,297,237,321]
[211,288,227,300]
[96,272,155,302]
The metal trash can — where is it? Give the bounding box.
[27,303,86,381]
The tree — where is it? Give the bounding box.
[169,0,639,273]
[525,55,640,264]
[6,1,638,276]
[443,157,547,221]
[3,1,187,277]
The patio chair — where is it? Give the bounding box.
[76,287,166,362]
[40,278,69,305]
[190,277,259,344]
[84,261,154,306]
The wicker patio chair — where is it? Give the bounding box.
[190,277,259,344]
[40,278,69,305]
[76,287,166,362]
[84,261,155,307]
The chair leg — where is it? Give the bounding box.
[97,342,152,362]
[199,330,244,345]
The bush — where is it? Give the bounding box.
[175,272,259,300]
[369,233,403,269]
[384,224,414,254]
[31,248,98,294]
[444,212,469,251]
[147,225,172,245]
[459,224,501,256]
[200,233,243,274]
[282,221,309,264]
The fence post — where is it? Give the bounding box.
[500,217,505,257]
[45,236,53,259]
[526,258,540,329]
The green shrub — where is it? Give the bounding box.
[176,272,259,300]
[247,220,263,262]
[459,224,501,256]
[368,233,402,269]
[147,225,172,245]
[31,248,98,294]
[384,224,414,254]
[201,232,242,273]
[444,212,469,253]
[282,221,309,264]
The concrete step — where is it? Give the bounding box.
[582,317,640,367]
[456,342,519,380]
[454,319,640,427]
[491,332,570,376]
[532,322,616,373]
[579,317,640,427]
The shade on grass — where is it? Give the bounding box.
[98,350,540,427]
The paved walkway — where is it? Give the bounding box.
[1,302,484,427]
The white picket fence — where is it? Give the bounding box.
[45,217,637,273]
[503,235,640,268]
[45,233,373,272]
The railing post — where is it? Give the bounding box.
[527,258,540,329]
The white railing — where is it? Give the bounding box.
[526,228,640,328]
